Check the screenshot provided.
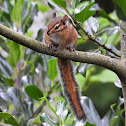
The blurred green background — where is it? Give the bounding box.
[0,0,124,125]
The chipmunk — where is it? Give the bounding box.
[44,13,86,121]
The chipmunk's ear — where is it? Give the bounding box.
[61,15,68,25]
[53,13,56,18]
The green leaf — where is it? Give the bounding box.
[78,63,92,77]
[40,55,51,91]
[56,101,68,121]
[25,85,43,100]
[21,2,38,33]
[75,0,81,8]
[85,122,96,126]
[0,74,14,86]
[48,0,55,9]
[40,113,59,126]
[99,9,108,19]
[27,61,35,73]
[36,29,43,41]
[90,69,117,83]
[0,112,12,119]
[101,98,122,126]
[0,97,9,109]
[84,17,99,35]
[52,0,66,9]
[4,0,13,13]
[110,103,116,111]
[0,86,11,103]
[75,2,96,23]
[0,112,19,126]
[21,0,28,19]
[11,0,24,23]
[116,97,124,116]
[113,0,126,17]
[0,55,13,77]
[95,26,120,37]
[0,9,12,27]
[48,58,58,80]
[26,31,33,37]
[102,109,116,125]
[110,116,118,126]
[84,97,102,125]
[7,87,22,108]
[114,3,126,21]
[47,0,65,13]
[5,117,20,126]
[6,41,20,67]
[37,2,50,12]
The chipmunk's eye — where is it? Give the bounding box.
[63,22,66,25]
[55,25,59,30]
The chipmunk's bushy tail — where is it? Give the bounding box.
[58,57,87,121]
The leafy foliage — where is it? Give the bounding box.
[25,85,43,100]
[113,0,126,21]
[53,0,66,9]
[0,0,124,126]
[0,112,19,126]
[75,2,96,23]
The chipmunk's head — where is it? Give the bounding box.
[47,13,68,36]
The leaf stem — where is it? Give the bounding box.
[40,97,62,125]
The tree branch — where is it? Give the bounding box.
[0,23,125,78]
[120,20,126,124]
[120,21,126,60]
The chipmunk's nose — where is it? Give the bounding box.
[47,30,49,35]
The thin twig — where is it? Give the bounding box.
[65,9,121,58]
[26,101,45,122]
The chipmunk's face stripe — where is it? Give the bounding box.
[47,16,69,36]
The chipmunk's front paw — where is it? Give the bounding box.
[67,46,75,51]
[54,48,60,56]
[46,41,53,49]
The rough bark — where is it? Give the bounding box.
[120,20,126,125]
[0,23,125,77]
